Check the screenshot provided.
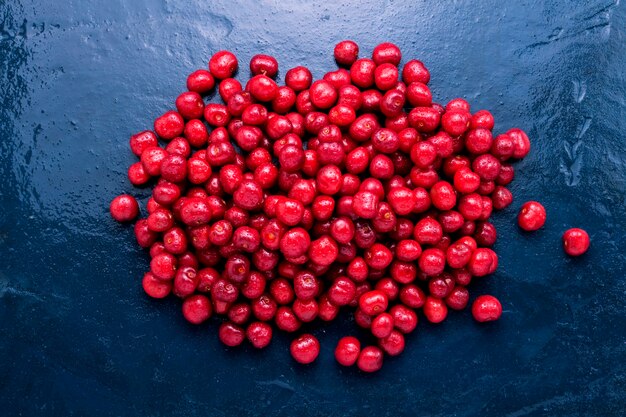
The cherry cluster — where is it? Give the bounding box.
[111,40,543,372]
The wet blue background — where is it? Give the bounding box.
[1,0,626,416]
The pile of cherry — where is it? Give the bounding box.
[110,41,591,372]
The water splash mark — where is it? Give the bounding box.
[0,271,44,302]
[184,12,233,43]
[560,117,591,187]
[516,0,618,56]
[572,80,587,103]
[256,379,296,392]
[0,18,27,41]
[0,1,32,200]
[0,18,52,42]
[582,0,619,36]
[504,392,574,417]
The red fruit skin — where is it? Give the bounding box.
[335,336,361,366]
[246,322,273,348]
[182,294,212,324]
[219,322,245,347]
[378,330,405,356]
[423,296,448,323]
[563,228,590,256]
[290,334,320,364]
[472,295,502,322]
[142,272,172,299]
[129,131,158,156]
[334,40,359,67]
[518,201,546,231]
[209,50,238,79]
[187,69,215,94]
[154,111,185,140]
[357,346,384,372]
[110,194,139,222]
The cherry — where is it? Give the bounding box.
[445,286,469,310]
[473,154,501,181]
[508,128,531,159]
[129,131,158,156]
[423,296,448,323]
[491,134,514,161]
[204,103,231,127]
[446,240,472,269]
[409,107,441,134]
[209,50,238,79]
[563,228,590,256]
[179,197,212,226]
[184,71,215,99]
[293,298,319,322]
[357,346,384,372]
[290,334,320,364]
[279,227,311,258]
[110,194,139,222]
[468,248,497,277]
[390,304,418,334]
[359,290,388,316]
[134,219,158,248]
[350,58,376,88]
[378,330,405,356]
[175,91,204,120]
[518,201,547,231]
[372,42,401,66]
[308,236,339,266]
[294,271,319,301]
[492,186,513,210]
[316,165,343,195]
[399,284,426,309]
[285,66,312,91]
[219,322,245,347]
[212,279,239,303]
[246,321,273,348]
[334,40,359,66]
[352,191,379,219]
[275,306,302,332]
[250,54,278,77]
[335,336,361,366]
[160,154,187,183]
[150,252,176,280]
[247,74,279,102]
[182,294,211,324]
[226,303,251,326]
[251,294,277,321]
[142,272,172,299]
[430,181,457,210]
[472,295,502,322]
[310,80,337,109]
[371,313,394,338]
[441,110,471,136]
[413,217,443,246]
[475,221,497,247]
[154,111,185,140]
[233,180,264,211]
[374,63,399,91]
[338,84,363,110]
[471,110,494,130]
[218,78,243,102]
[406,82,432,107]
[402,59,430,84]
[172,266,199,298]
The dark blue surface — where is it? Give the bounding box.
[1,1,626,416]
